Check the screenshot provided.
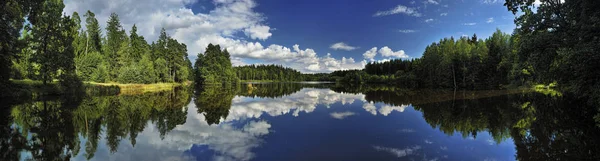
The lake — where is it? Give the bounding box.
[2,83,599,161]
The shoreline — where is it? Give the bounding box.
[4,79,189,98]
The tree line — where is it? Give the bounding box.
[2,0,192,92]
[327,0,600,109]
[327,30,516,90]
[234,64,306,81]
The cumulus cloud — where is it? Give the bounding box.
[425,18,434,23]
[227,88,368,121]
[363,47,378,61]
[440,13,448,16]
[487,17,494,23]
[424,0,439,5]
[374,5,421,17]
[244,25,272,40]
[363,103,378,115]
[330,42,358,51]
[399,29,417,33]
[463,22,477,26]
[330,111,357,119]
[379,46,409,59]
[77,102,272,161]
[64,0,363,73]
[378,104,409,116]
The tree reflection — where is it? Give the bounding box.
[195,85,238,125]
[411,92,600,160]
[3,87,191,160]
[332,85,600,160]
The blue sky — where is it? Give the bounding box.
[64,0,516,73]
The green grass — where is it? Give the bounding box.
[87,82,183,95]
[6,79,187,97]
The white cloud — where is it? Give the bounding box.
[330,42,358,51]
[425,18,434,23]
[487,17,494,23]
[440,13,448,16]
[374,5,421,17]
[424,0,439,5]
[378,104,409,116]
[226,88,368,121]
[363,47,378,61]
[482,0,499,4]
[244,25,272,40]
[463,22,477,26]
[379,46,409,59]
[425,139,433,144]
[76,102,272,161]
[363,103,378,115]
[64,0,363,73]
[373,145,421,158]
[399,29,417,33]
[330,111,356,119]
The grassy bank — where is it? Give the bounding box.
[240,80,282,83]
[5,79,187,97]
[88,82,185,95]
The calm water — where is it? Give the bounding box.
[2,83,599,161]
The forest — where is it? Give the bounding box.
[2,0,192,95]
[2,0,599,110]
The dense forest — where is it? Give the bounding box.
[2,0,599,110]
[193,44,238,84]
[328,0,600,110]
[2,0,192,93]
[234,64,305,81]
[328,30,515,90]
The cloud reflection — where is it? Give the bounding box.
[330,111,357,119]
[83,103,270,161]
[227,88,411,122]
[372,145,421,158]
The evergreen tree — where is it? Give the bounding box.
[1,0,44,87]
[104,12,127,80]
[194,44,238,84]
[29,0,77,84]
[83,10,102,53]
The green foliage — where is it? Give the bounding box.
[75,51,103,81]
[29,0,77,84]
[104,13,127,81]
[117,65,143,84]
[84,10,102,53]
[503,0,600,111]
[154,58,168,82]
[234,64,307,81]
[1,0,44,88]
[4,87,191,160]
[194,44,239,84]
[332,31,516,90]
[194,85,238,125]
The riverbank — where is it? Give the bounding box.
[3,79,189,98]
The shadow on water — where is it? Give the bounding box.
[2,83,599,160]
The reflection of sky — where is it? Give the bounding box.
[70,88,516,161]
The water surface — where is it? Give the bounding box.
[2,83,599,161]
